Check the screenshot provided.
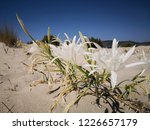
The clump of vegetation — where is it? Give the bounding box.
[120,41,135,47]
[17,15,150,113]
[89,37,103,47]
[42,35,60,46]
[0,25,19,47]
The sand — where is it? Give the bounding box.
[0,42,150,113]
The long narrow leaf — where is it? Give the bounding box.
[16,14,35,41]
[47,27,51,44]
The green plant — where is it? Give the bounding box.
[120,41,135,47]
[17,15,150,113]
[0,25,18,47]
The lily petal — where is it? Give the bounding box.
[123,46,135,62]
[90,42,102,49]
[125,61,145,68]
[72,35,76,44]
[112,38,119,57]
[64,33,70,40]
[142,50,147,61]
[111,71,117,89]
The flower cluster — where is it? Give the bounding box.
[84,39,145,88]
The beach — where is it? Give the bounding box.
[0,42,150,113]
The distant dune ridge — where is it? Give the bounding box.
[102,40,150,48]
[0,42,150,113]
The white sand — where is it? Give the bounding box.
[0,42,150,113]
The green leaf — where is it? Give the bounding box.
[16,14,35,42]
[132,71,144,81]
[47,27,51,44]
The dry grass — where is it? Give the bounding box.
[0,25,18,47]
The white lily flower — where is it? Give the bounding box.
[51,33,87,66]
[86,38,145,88]
[139,50,150,70]
[111,71,117,88]
[27,41,41,54]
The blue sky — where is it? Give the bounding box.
[0,0,150,42]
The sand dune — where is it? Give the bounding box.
[0,42,150,113]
